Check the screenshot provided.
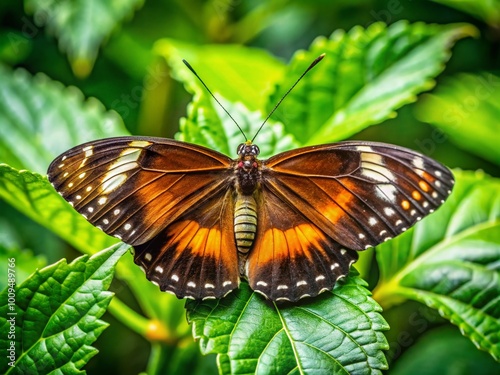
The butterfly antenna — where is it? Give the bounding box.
[182,59,248,141]
[251,53,325,143]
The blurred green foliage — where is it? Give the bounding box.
[0,1,499,374]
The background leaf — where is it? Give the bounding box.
[24,0,145,77]
[389,325,500,375]
[187,275,389,375]
[0,243,128,374]
[430,0,500,26]
[268,21,477,145]
[0,66,128,174]
[154,40,285,112]
[374,170,500,361]
[415,72,500,165]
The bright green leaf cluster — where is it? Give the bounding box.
[268,21,477,146]
[24,0,145,77]
[0,243,128,374]
[0,66,128,174]
[415,71,500,165]
[187,275,389,375]
[374,170,500,361]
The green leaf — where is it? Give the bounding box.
[155,39,285,112]
[390,325,500,375]
[430,0,500,27]
[187,275,389,375]
[179,96,299,158]
[0,66,129,174]
[374,170,500,361]
[24,0,145,77]
[415,71,500,165]
[0,243,128,374]
[0,164,118,255]
[268,21,477,145]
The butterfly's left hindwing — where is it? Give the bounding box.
[247,186,358,302]
[134,189,239,299]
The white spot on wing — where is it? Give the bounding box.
[155,265,164,273]
[144,253,152,261]
[412,157,425,170]
[277,285,288,290]
[171,274,179,282]
[384,207,395,216]
[377,184,398,202]
[256,281,268,287]
[355,146,374,152]
[187,281,196,288]
[129,140,152,148]
[369,217,378,226]
[296,280,307,286]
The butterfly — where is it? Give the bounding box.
[47,56,454,302]
[47,136,454,302]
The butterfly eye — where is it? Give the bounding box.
[237,143,246,155]
[237,144,260,157]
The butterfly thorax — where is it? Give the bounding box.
[235,142,261,195]
[233,142,261,256]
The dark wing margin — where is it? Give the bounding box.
[262,141,454,251]
[47,136,234,245]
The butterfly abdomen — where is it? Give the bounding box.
[234,194,258,253]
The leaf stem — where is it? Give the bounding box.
[108,297,150,337]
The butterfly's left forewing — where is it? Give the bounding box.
[48,136,240,299]
[261,141,454,250]
[245,141,454,301]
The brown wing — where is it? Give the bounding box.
[246,186,358,302]
[261,141,454,250]
[246,141,453,301]
[48,136,240,299]
[48,136,234,245]
[134,189,239,299]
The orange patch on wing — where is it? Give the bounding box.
[318,182,355,221]
[206,227,222,257]
[166,220,199,252]
[401,200,410,210]
[412,190,422,200]
[257,224,327,265]
[419,180,430,192]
